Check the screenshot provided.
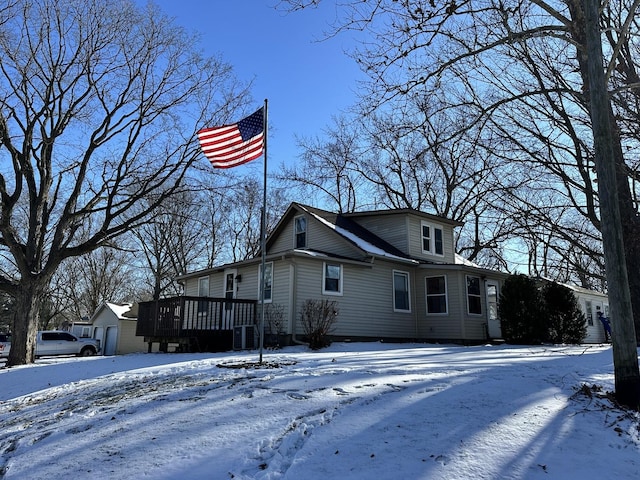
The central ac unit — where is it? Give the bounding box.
[233,325,255,350]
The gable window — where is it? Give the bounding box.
[466,275,482,315]
[426,276,448,314]
[295,215,307,248]
[421,221,444,256]
[323,262,342,295]
[393,270,411,312]
[258,262,273,303]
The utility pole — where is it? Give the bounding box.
[584,0,640,409]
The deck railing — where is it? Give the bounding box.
[136,296,257,338]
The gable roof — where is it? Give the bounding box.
[295,204,418,263]
[344,207,464,227]
[180,202,495,279]
[90,302,136,323]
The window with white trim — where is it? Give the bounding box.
[426,275,448,314]
[322,262,342,295]
[294,215,307,248]
[258,262,273,303]
[421,221,444,256]
[393,270,411,312]
[466,275,482,315]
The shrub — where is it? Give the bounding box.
[499,275,587,345]
[263,303,286,348]
[300,299,339,350]
[499,274,546,344]
[542,281,587,344]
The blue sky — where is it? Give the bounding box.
[154,0,363,171]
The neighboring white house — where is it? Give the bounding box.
[566,284,610,343]
[89,302,156,355]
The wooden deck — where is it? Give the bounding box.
[136,296,258,352]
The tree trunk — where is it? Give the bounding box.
[6,279,46,367]
[568,0,640,343]
[613,133,640,343]
[584,0,640,409]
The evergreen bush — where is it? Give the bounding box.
[499,274,546,344]
[499,275,587,344]
[542,281,587,344]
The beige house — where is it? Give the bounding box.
[178,202,509,345]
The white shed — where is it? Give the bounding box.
[90,302,154,355]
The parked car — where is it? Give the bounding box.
[0,333,10,358]
[0,331,100,358]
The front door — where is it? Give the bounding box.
[222,269,237,329]
[486,282,501,339]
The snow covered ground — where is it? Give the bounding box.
[1,342,638,479]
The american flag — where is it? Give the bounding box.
[197,108,264,168]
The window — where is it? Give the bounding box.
[295,215,307,248]
[258,262,273,303]
[586,301,594,326]
[198,276,210,313]
[323,262,342,295]
[426,276,448,314]
[198,276,209,297]
[393,271,411,312]
[224,273,235,311]
[466,275,482,315]
[421,221,444,256]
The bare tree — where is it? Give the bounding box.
[278,116,367,213]
[0,0,250,366]
[54,246,139,322]
[132,190,212,300]
[218,176,289,263]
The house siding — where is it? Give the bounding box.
[351,215,410,253]
[271,213,366,259]
[578,294,609,343]
[116,320,151,354]
[269,263,294,334]
[270,219,294,253]
[290,257,417,340]
[407,215,456,263]
[184,273,223,298]
[415,268,500,342]
[416,269,464,340]
[186,262,295,334]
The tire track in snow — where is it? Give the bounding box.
[239,382,408,479]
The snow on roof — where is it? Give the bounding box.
[540,277,608,297]
[454,254,481,268]
[293,249,329,258]
[306,210,419,264]
[105,302,134,320]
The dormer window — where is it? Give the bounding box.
[421,221,444,256]
[295,215,307,248]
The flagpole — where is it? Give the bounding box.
[259,99,268,364]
